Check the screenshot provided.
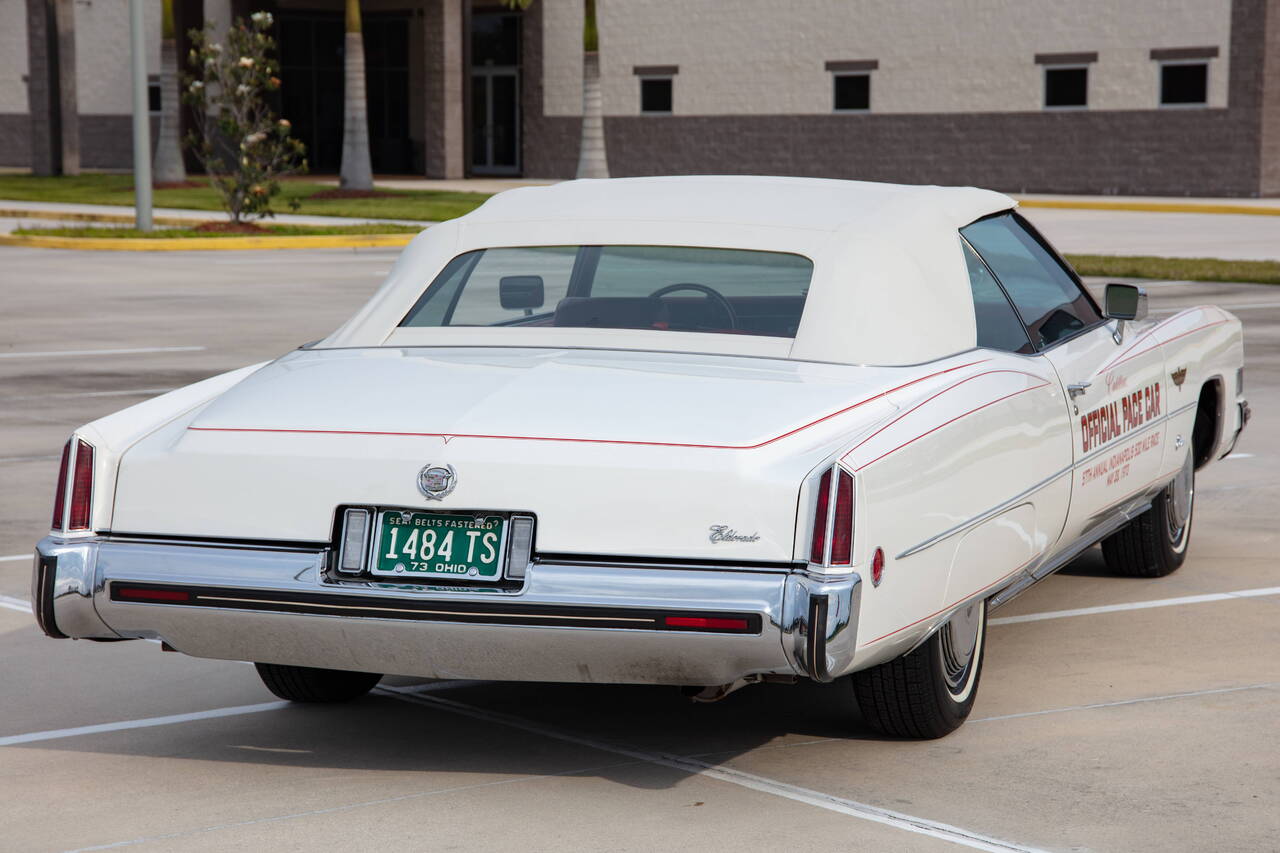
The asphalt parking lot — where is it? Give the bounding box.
[0,243,1277,852]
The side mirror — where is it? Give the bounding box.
[1104,283,1148,322]
[499,275,545,311]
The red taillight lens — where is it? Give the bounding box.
[810,467,854,566]
[809,468,832,563]
[830,470,854,565]
[51,440,71,529]
[117,587,190,602]
[68,439,94,531]
[664,615,749,631]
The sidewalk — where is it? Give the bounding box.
[1015,193,1280,214]
[2,187,1278,260]
[0,199,433,232]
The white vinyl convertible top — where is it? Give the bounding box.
[322,176,1016,365]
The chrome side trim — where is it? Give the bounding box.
[988,497,1153,610]
[897,398,1200,561]
[896,464,1073,560]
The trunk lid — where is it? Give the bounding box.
[111,347,903,561]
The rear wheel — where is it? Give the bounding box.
[255,662,382,703]
[850,599,987,739]
[1101,451,1194,578]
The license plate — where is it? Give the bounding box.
[370,511,506,581]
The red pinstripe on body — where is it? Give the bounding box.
[840,369,1053,470]
[1099,308,1227,373]
[861,554,1039,647]
[187,358,991,452]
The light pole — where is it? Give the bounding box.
[129,0,153,231]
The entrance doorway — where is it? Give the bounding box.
[470,12,520,175]
[277,11,412,174]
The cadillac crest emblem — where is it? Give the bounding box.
[417,464,457,500]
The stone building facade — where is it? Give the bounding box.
[4,0,1279,195]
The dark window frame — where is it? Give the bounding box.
[1157,60,1210,107]
[832,72,871,112]
[638,76,674,114]
[961,210,1107,353]
[1042,64,1089,110]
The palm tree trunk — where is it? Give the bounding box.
[340,0,374,190]
[153,0,187,184]
[575,0,608,179]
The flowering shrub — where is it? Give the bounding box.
[183,12,306,222]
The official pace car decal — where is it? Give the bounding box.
[1078,380,1162,488]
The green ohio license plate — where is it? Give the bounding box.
[371,511,506,580]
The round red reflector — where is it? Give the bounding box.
[871,547,885,587]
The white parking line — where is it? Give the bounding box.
[379,686,1042,853]
[990,586,1280,626]
[2,387,176,402]
[0,701,288,747]
[0,594,31,613]
[1155,302,1280,313]
[0,346,205,359]
[65,756,645,853]
[0,554,31,562]
[0,455,59,464]
[971,682,1279,724]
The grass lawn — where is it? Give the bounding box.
[0,174,490,222]
[1066,254,1280,286]
[14,223,422,238]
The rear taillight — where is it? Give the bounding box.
[51,440,71,529]
[809,469,832,563]
[68,439,94,531]
[809,466,854,566]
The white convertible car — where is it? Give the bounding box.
[34,177,1249,738]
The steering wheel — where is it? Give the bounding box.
[648,282,738,331]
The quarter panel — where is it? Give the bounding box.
[846,357,1070,651]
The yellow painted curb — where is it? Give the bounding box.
[0,208,194,225]
[0,233,416,251]
[1019,199,1280,217]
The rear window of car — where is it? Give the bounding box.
[399,245,814,338]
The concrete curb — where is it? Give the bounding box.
[0,233,417,251]
[1018,199,1280,217]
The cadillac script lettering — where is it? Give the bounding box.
[1080,381,1162,453]
[709,525,760,543]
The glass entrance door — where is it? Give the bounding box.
[470,13,521,175]
[471,69,520,174]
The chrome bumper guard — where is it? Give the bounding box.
[33,536,861,686]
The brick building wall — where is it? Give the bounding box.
[524,0,1278,196]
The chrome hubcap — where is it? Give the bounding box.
[939,603,982,694]
[1166,452,1194,542]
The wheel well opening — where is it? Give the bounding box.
[1191,379,1222,469]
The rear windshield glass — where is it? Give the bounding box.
[399,245,814,338]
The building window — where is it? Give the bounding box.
[1159,62,1209,105]
[826,60,877,112]
[1043,67,1088,108]
[833,74,870,111]
[634,65,677,114]
[1150,47,1217,107]
[1034,52,1095,109]
[147,76,161,114]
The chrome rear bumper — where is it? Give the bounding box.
[33,536,861,686]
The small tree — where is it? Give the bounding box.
[183,12,307,223]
